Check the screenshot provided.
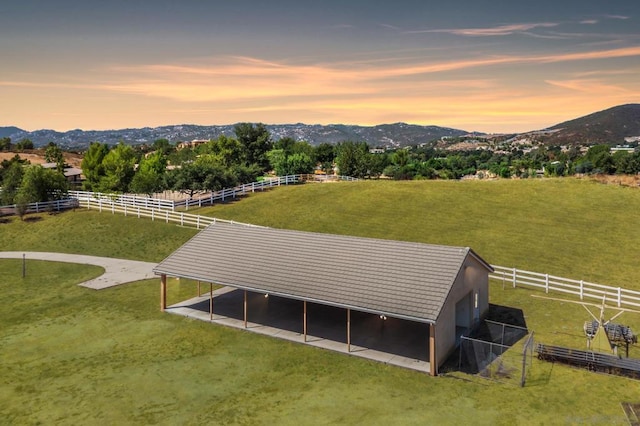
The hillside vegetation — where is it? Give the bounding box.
[2,178,640,424]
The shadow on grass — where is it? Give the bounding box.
[23,216,43,223]
[440,304,529,376]
[485,303,527,328]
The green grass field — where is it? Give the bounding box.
[1,178,640,424]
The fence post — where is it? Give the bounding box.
[618,287,622,308]
[196,216,200,229]
[545,274,549,293]
[137,207,140,218]
[512,268,517,288]
[165,211,169,223]
[578,280,583,299]
[151,209,154,221]
[124,205,127,216]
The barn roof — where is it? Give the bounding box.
[153,223,492,323]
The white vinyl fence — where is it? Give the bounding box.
[0,198,79,215]
[78,199,260,229]
[490,265,640,309]
[68,174,358,211]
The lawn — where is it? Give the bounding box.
[190,178,640,289]
[1,178,640,424]
[1,259,638,425]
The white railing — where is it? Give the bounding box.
[80,199,261,230]
[490,265,640,309]
[69,174,358,212]
[0,198,79,215]
[69,190,177,210]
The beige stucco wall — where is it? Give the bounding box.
[433,255,490,370]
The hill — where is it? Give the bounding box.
[0,126,24,138]
[3,104,639,149]
[543,103,640,145]
[0,123,470,150]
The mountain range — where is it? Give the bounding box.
[1,104,638,150]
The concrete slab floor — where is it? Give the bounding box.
[166,287,431,374]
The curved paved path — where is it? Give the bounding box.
[0,251,158,289]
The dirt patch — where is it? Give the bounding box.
[585,174,640,188]
[0,150,83,168]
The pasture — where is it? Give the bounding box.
[1,178,640,424]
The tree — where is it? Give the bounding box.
[168,162,228,198]
[234,122,272,170]
[335,141,371,178]
[129,151,167,196]
[274,137,296,155]
[203,135,245,167]
[44,142,65,172]
[98,143,136,192]
[1,161,24,205]
[391,149,410,167]
[266,149,287,175]
[151,138,174,156]
[314,143,336,174]
[81,142,110,190]
[14,138,34,151]
[584,145,613,174]
[0,137,12,151]
[17,165,68,203]
[0,154,29,182]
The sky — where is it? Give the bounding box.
[1,0,639,133]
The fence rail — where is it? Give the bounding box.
[81,199,261,230]
[0,198,79,215]
[69,174,358,212]
[490,265,640,309]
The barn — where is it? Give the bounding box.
[154,222,493,375]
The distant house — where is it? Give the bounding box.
[41,163,84,188]
[610,145,637,154]
[154,223,493,376]
[176,139,209,150]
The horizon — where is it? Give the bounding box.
[1,1,639,134]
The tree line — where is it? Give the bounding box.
[3,122,640,213]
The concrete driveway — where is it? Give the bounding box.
[0,251,157,289]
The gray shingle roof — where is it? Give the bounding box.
[154,223,492,323]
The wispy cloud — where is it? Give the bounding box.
[580,20,598,25]
[545,78,629,93]
[605,15,629,20]
[102,46,640,101]
[408,22,559,37]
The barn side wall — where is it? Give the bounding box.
[434,256,490,368]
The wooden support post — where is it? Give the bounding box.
[209,283,213,321]
[303,301,307,342]
[429,323,437,376]
[160,274,167,311]
[347,308,351,352]
[243,290,248,328]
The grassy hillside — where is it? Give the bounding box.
[2,178,640,424]
[190,178,640,289]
